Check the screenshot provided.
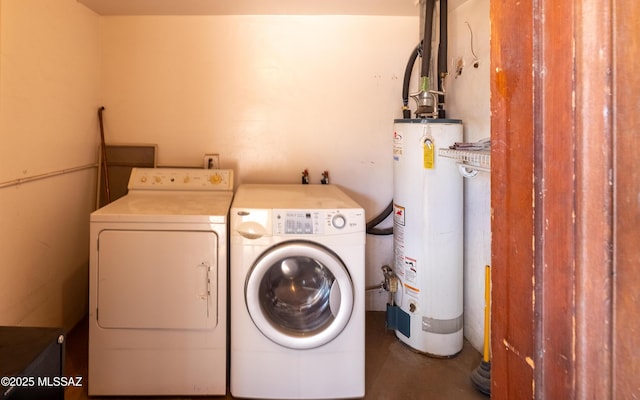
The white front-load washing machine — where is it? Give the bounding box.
[89,168,233,396]
[230,184,366,399]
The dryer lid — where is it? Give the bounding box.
[91,190,233,223]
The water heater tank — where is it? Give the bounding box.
[391,118,463,357]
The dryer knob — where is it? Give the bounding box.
[210,174,222,184]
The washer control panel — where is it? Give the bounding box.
[127,168,233,191]
[273,209,364,235]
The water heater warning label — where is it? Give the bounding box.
[393,204,405,226]
[393,131,403,160]
[403,256,418,284]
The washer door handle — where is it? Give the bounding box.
[329,279,341,317]
[236,221,268,239]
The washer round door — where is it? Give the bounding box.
[245,240,354,349]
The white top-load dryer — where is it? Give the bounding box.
[230,184,366,399]
[89,168,233,396]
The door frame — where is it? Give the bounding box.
[490,0,639,398]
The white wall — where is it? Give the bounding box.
[98,14,418,310]
[446,0,491,352]
[0,0,491,349]
[0,0,100,330]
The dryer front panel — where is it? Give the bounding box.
[245,240,354,349]
[97,230,217,330]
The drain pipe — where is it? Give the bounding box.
[366,202,393,235]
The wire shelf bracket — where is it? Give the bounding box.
[438,148,491,178]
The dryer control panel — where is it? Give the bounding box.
[127,168,233,191]
[273,209,364,235]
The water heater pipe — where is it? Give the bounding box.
[368,0,449,234]
[421,0,436,79]
[438,0,448,118]
[402,44,421,119]
[411,0,439,118]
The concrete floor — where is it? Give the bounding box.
[65,311,488,399]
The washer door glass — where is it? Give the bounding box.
[245,241,354,349]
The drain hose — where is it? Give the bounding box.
[366,202,393,236]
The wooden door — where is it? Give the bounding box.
[490,0,640,398]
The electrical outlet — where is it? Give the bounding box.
[203,154,219,169]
